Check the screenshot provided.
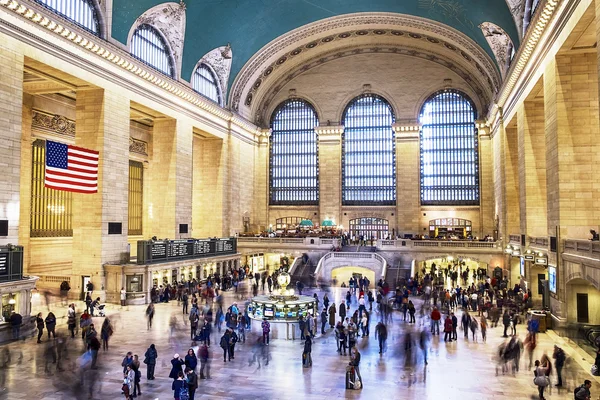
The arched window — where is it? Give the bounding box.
[419,90,479,205]
[269,99,319,205]
[130,24,174,78]
[342,94,396,205]
[35,0,100,35]
[192,64,222,105]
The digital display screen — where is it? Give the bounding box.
[287,311,297,318]
[548,266,557,294]
[264,307,274,317]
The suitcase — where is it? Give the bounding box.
[345,366,356,389]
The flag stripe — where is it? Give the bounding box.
[45,140,98,194]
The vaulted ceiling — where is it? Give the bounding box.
[110,0,520,86]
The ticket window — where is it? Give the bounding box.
[126,275,144,293]
[1,294,17,322]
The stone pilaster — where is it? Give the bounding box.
[254,131,269,231]
[0,46,24,245]
[149,118,193,239]
[72,89,130,296]
[18,96,33,272]
[517,101,547,238]
[544,54,600,239]
[504,125,520,236]
[317,126,342,226]
[395,127,420,235]
[478,128,495,238]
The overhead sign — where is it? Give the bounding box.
[137,238,237,264]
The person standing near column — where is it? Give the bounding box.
[261,319,270,345]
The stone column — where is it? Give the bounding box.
[18,96,33,271]
[478,127,495,238]
[0,46,24,245]
[254,131,269,231]
[317,126,343,227]
[72,89,130,299]
[149,118,193,239]
[192,135,227,237]
[394,124,420,236]
[544,54,600,239]
[517,101,547,239]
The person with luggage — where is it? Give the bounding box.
[302,335,312,368]
[349,346,363,389]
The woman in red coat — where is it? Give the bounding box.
[444,315,453,342]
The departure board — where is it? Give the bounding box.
[137,238,236,264]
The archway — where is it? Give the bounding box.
[331,266,375,287]
[566,278,600,325]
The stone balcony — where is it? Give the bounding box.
[563,239,600,264]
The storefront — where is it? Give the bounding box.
[429,218,472,239]
[104,254,240,305]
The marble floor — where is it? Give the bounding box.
[1,287,597,400]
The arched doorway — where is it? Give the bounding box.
[331,266,375,287]
[349,217,389,240]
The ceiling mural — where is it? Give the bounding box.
[480,22,514,79]
[110,0,520,86]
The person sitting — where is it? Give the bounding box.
[591,230,599,241]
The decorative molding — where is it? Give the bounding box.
[129,137,148,155]
[197,45,232,100]
[480,22,514,79]
[134,1,186,79]
[392,121,420,133]
[31,110,75,137]
[0,0,262,139]
[254,44,492,125]
[230,13,500,115]
[315,125,344,135]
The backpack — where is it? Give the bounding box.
[179,382,190,400]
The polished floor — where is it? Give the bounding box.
[1,285,597,400]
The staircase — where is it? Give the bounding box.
[290,251,326,287]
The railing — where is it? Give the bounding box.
[564,239,600,260]
[237,237,339,248]
[315,252,387,280]
[377,240,501,251]
[529,236,549,248]
[509,234,521,244]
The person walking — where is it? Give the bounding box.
[321,308,327,334]
[144,344,157,380]
[430,307,441,335]
[67,304,76,338]
[220,330,231,362]
[480,317,487,343]
[502,310,511,337]
[408,300,416,323]
[88,334,101,369]
[132,354,142,397]
[350,346,363,389]
[451,312,458,341]
[339,302,347,323]
[575,379,592,400]
[45,312,57,339]
[261,319,270,345]
[36,312,45,343]
[198,343,210,379]
[375,321,387,354]
[185,366,198,400]
[533,359,549,400]
[552,345,566,387]
[443,315,453,342]
[146,303,155,330]
[182,290,189,315]
[100,318,113,351]
[328,303,336,328]
[302,335,312,368]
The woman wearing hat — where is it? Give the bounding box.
[169,353,185,380]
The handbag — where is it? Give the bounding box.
[591,364,599,376]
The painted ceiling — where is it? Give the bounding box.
[111,0,520,84]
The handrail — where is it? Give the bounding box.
[288,256,302,276]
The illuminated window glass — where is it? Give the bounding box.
[269,99,319,205]
[128,161,143,235]
[131,24,174,78]
[35,0,100,35]
[30,139,73,237]
[342,94,396,205]
[419,90,479,205]
[192,64,222,105]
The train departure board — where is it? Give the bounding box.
[137,238,236,264]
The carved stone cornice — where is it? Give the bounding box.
[316,125,343,143]
[31,110,75,137]
[129,137,148,155]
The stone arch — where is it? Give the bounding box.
[336,88,400,125]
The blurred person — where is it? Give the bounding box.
[552,345,566,387]
[321,308,327,334]
[100,318,113,351]
[88,334,100,369]
[480,317,487,343]
[533,359,549,400]
[146,303,155,330]
[198,342,210,379]
[302,334,312,368]
[375,321,387,354]
[574,379,592,400]
[469,317,479,342]
[430,307,441,335]
[67,304,77,338]
[350,346,363,389]
[261,319,270,345]
[443,315,453,342]
[419,328,430,365]
[328,303,336,328]
[451,312,458,341]
[523,332,536,370]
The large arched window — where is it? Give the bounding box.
[342,94,396,205]
[192,64,222,105]
[130,24,174,78]
[419,90,479,205]
[35,0,100,35]
[269,99,319,205]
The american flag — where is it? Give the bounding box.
[45,140,99,194]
